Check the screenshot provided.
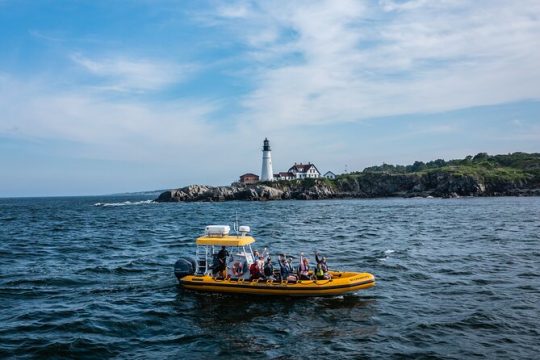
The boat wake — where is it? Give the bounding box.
[93,200,155,207]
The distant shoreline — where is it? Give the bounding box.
[155,180,540,203]
[157,152,540,203]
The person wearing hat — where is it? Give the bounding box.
[278,254,297,282]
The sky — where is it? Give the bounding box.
[1,0,539,197]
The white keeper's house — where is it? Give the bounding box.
[287,162,321,179]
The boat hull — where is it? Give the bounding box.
[179,271,375,297]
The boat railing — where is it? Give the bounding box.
[195,246,209,275]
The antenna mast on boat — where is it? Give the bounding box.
[233,211,239,235]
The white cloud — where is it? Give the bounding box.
[28,30,65,43]
[0,74,218,160]
[0,74,270,186]
[379,0,431,12]
[208,0,540,130]
[3,0,540,193]
[217,3,251,18]
[71,54,196,92]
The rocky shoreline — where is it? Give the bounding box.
[155,172,540,202]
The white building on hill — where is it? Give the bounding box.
[288,163,320,179]
[324,171,336,179]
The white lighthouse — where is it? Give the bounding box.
[260,138,274,181]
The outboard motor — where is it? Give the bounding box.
[174,257,196,281]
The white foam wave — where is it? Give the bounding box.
[379,249,395,261]
[94,200,155,207]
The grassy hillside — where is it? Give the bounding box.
[159,152,540,201]
[357,152,540,185]
[255,152,540,197]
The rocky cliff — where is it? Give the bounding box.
[155,172,539,202]
[156,153,540,202]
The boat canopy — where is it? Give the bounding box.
[195,235,256,247]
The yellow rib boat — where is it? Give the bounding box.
[174,225,375,297]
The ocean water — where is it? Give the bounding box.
[0,196,539,359]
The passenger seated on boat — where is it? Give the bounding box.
[278,255,286,279]
[256,255,265,276]
[298,257,311,280]
[286,257,298,281]
[314,263,326,280]
[249,261,263,280]
[315,252,331,279]
[278,254,297,282]
[231,260,244,277]
[263,257,275,280]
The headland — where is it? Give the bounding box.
[156,152,540,202]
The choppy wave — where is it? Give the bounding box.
[1,196,539,358]
[94,200,155,207]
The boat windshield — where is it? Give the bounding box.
[196,244,254,275]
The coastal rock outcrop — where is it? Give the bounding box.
[156,151,540,202]
[156,184,286,202]
[156,184,211,202]
[156,158,540,202]
[155,172,539,202]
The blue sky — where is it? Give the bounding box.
[1,0,539,197]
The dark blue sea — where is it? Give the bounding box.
[0,196,539,359]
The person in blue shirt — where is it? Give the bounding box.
[278,254,297,281]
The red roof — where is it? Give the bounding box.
[240,173,259,179]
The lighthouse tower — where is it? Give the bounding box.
[260,138,274,181]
